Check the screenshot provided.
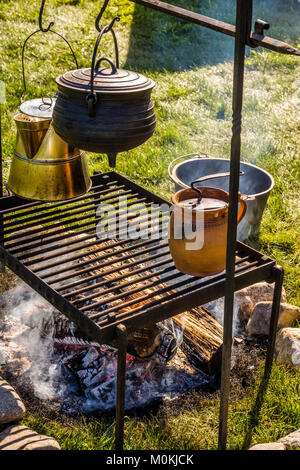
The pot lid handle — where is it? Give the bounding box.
[191,171,245,203]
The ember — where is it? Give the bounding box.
[0,280,210,415]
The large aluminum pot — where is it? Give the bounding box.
[168,153,274,241]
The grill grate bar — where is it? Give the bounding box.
[3,191,143,241]
[37,240,169,279]
[2,184,128,229]
[9,199,166,256]
[29,227,168,273]
[4,195,150,250]
[73,264,178,306]
[2,188,135,236]
[21,204,167,266]
[47,247,172,287]
[60,256,174,296]
[92,258,261,321]
[65,256,250,300]
[82,270,183,312]
[0,180,120,218]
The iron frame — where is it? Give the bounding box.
[0,171,284,450]
[0,0,297,450]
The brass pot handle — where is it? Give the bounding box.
[21,0,78,103]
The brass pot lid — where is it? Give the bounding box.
[20,97,56,118]
[56,67,155,95]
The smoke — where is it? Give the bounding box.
[0,280,68,401]
[0,280,209,415]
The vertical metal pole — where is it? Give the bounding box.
[0,103,5,274]
[264,266,284,379]
[218,0,251,450]
[115,323,127,450]
[0,104,2,199]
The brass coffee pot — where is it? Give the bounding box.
[8,100,91,201]
[7,4,91,201]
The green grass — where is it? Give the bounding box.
[0,0,299,450]
[3,363,296,450]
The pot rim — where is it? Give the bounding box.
[172,186,230,214]
[55,68,156,95]
[170,157,275,199]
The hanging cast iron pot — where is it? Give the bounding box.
[52,18,156,168]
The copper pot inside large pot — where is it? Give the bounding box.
[169,172,247,277]
[52,22,156,167]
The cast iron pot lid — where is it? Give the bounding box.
[56,67,155,94]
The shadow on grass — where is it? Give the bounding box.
[125,1,235,72]
[242,374,270,449]
[125,0,300,73]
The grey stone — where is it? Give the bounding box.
[279,429,300,450]
[275,328,300,367]
[249,442,286,450]
[0,377,25,423]
[236,282,287,322]
[0,425,61,450]
[246,302,300,336]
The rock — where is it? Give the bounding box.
[236,294,254,322]
[236,282,287,322]
[0,377,26,423]
[246,302,300,336]
[275,328,300,367]
[0,425,61,450]
[249,442,286,450]
[278,429,300,450]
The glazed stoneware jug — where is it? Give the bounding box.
[168,173,247,277]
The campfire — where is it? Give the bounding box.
[0,276,220,415]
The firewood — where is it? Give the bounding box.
[173,308,223,375]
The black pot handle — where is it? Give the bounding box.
[86,16,120,117]
[191,171,245,202]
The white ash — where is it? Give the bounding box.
[0,280,209,415]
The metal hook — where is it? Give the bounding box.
[103,16,121,34]
[95,0,110,32]
[39,0,54,33]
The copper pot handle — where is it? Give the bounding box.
[237,193,247,223]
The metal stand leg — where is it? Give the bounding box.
[218,0,250,451]
[115,323,128,450]
[264,266,284,379]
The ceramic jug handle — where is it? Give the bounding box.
[237,193,247,223]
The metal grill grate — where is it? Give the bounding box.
[0,171,275,345]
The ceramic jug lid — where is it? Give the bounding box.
[20,97,56,119]
[179,197,228,211]
[56,67,155,94]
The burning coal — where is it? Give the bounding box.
[0,280,210,415]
